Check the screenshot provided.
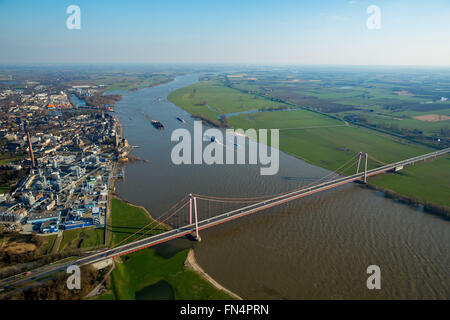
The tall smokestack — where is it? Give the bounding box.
[27,130,36,169]
[115,134,120,149]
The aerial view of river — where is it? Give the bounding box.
[114,74,449,299]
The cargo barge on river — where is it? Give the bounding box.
[151,120,165,129]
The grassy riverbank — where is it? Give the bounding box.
[370,155,450,209]
[168,79,448,210]
[167,80,290,120]
[168,80,429,170]
[105,248,235,300]
[109,197,168,247]
[97,198,236,300]
[229,109,429,173]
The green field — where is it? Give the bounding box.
[0,153,26,165]
[41,235,57,255]
[169,79,430,172]
[336,108,450,137]
[104,248,235,300]
[371,155,450,208]
[0,157,22,165]
[225,70,450,145]
[229,110,430,173]
[168,80,289,121]
[109,198,167,247]
[101,75,173,92]
[169,79,449,209]
[231,108,341,129]
[59,228,104,252]
[67,72,175,93]
[97,198,236,300]
[0,186,10,194]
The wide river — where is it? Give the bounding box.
[114,74,449,299]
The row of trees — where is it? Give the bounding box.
[440,126,449,137]
[6,265,105,300]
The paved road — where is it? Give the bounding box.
[1,147,448,290]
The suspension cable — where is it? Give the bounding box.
[368,154,387,165]
[111,152,366,246]
[132,200,190,242]
[112,195,188,248]
[195,197,261,203]
[193,152,360,201]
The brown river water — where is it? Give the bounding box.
[114,74,449,299]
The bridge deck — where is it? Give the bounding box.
[1,147,449,288]
[107,147,450,259]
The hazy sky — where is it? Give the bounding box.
[1,0,450,66]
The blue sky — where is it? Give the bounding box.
[1,0,449,65]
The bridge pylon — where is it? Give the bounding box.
[356,152,363,174]
[189,193,201,242]
[355,152,369,183]
[363,153,368,183]
[189,193,193,225]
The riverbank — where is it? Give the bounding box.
[234,114,450,217]
[101,196,238,300]
[103,73,450,300]
[167,79,450,212]
[97,246,237,300]
[127,77,174,92]
[108,196,170,247]
[113,195,171,229]
[363,182,450,220]
[185,249,243,300]
[104,76,247,300]
[277,148,450,220]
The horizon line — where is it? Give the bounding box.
[1,62,450,69]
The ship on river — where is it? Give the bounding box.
[151,119,165,129]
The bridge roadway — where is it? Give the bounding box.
[1,147,449,289]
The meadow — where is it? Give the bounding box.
[96,198,235,300]
[229,110,429,174]
[168,80,290,120]
[41,234,57,255]
[100,74,174,93]
[0,155,25,165]
[226,70,450,145]
[169,77,448,209]
[107,248,234,300]
[169,78,430,170]
[109,197,167,247]
[58,228,105,252]
[370,155,450,208]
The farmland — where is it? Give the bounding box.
[225,68,450,147]
[168,79,290,122]
[229,110,429,173]
[168,74,448,210]
[168,77,430,171]
[370,155,450,209]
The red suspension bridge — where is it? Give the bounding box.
[106,147,449,257]
[1,148,449,288]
